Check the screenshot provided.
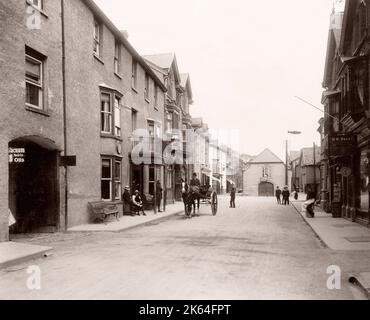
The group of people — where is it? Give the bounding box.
[122,181,163,216]
[275,186,293,205]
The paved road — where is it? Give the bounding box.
[0,197,368,299]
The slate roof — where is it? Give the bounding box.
[143,53,176,70]
[250,149,284,164]
[289,151,300,162]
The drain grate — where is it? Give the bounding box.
[345,237,370,243]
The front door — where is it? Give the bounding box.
[259,182,274,197]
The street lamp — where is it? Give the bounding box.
[286,131,302,187]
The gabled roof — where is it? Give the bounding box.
[143,53,181,84]
[250,149,284,164]
[289,151,301,162]
[143,53,175,69]
[180,73,194,104]
[82,0,166,92]
[300,147,321,166]
[323,11,343,88]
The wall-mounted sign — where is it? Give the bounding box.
[61,156,77,167]
[329,134,356,157]
[9,147,25,164]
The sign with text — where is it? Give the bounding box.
[9,147,25,164]
[329,134,356,157]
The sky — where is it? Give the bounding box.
[95,0,344,160]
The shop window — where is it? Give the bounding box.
[149,166,155,195]
[25,49,44,110]
[166,168,173,189]
[359,152,370,211]
[101,159,112,200]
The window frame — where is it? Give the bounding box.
[101,92,112,134]
[114,39,121,75]
[29,0,43,10]
[101,157,122,201]
[101,158,113,201]
[114,96,122,138]
[154,85,159,109]
[131,60,138,90]
[113,159,122,201]
[25,53,44,110]
[144,73,150,102]
[93,19,101,57]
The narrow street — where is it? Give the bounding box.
[1,197,368,300]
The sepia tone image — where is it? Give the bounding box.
[1,0,370,301]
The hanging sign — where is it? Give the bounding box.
[8,147,25,164]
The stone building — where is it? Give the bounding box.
[243,149,285,197]
[143,53,194,202]
[0,0,167,241]
[321,1,370,224]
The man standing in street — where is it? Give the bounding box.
[275,186,282,205]
[230,186,236,208]
[282,186,290,205]
[156,180,163,213]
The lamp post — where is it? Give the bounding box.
[286,131,302,187]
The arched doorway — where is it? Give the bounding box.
[259,182,274,197]
[8,136,60,235]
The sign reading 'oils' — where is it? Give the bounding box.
[9,147,25,164]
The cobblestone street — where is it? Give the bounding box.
[1,197,369,300]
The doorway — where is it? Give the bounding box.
[259,182,274,197]
[9,137,59,235]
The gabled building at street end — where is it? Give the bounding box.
[243,149,285,197]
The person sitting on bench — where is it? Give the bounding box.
[132,190,146,216]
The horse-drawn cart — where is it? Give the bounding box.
[184,185,218,217]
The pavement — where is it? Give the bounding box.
[1,202,184,270]
[291,196,370,299]
[0,242,52,269]
[291,199,370,251]
[1,196,369,300]
[68,202,184,233]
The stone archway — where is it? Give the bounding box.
[8,135,60,235]
[258,182,274,197]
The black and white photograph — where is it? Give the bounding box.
[1,0,370,306]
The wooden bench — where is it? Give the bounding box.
[88,201,119,223]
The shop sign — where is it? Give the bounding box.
[8,147,25,164]
[329,134,356,157]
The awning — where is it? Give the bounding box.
[203,172,221,183]
[227,179,236,185]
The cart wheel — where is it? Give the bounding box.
[211,192,218,216]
